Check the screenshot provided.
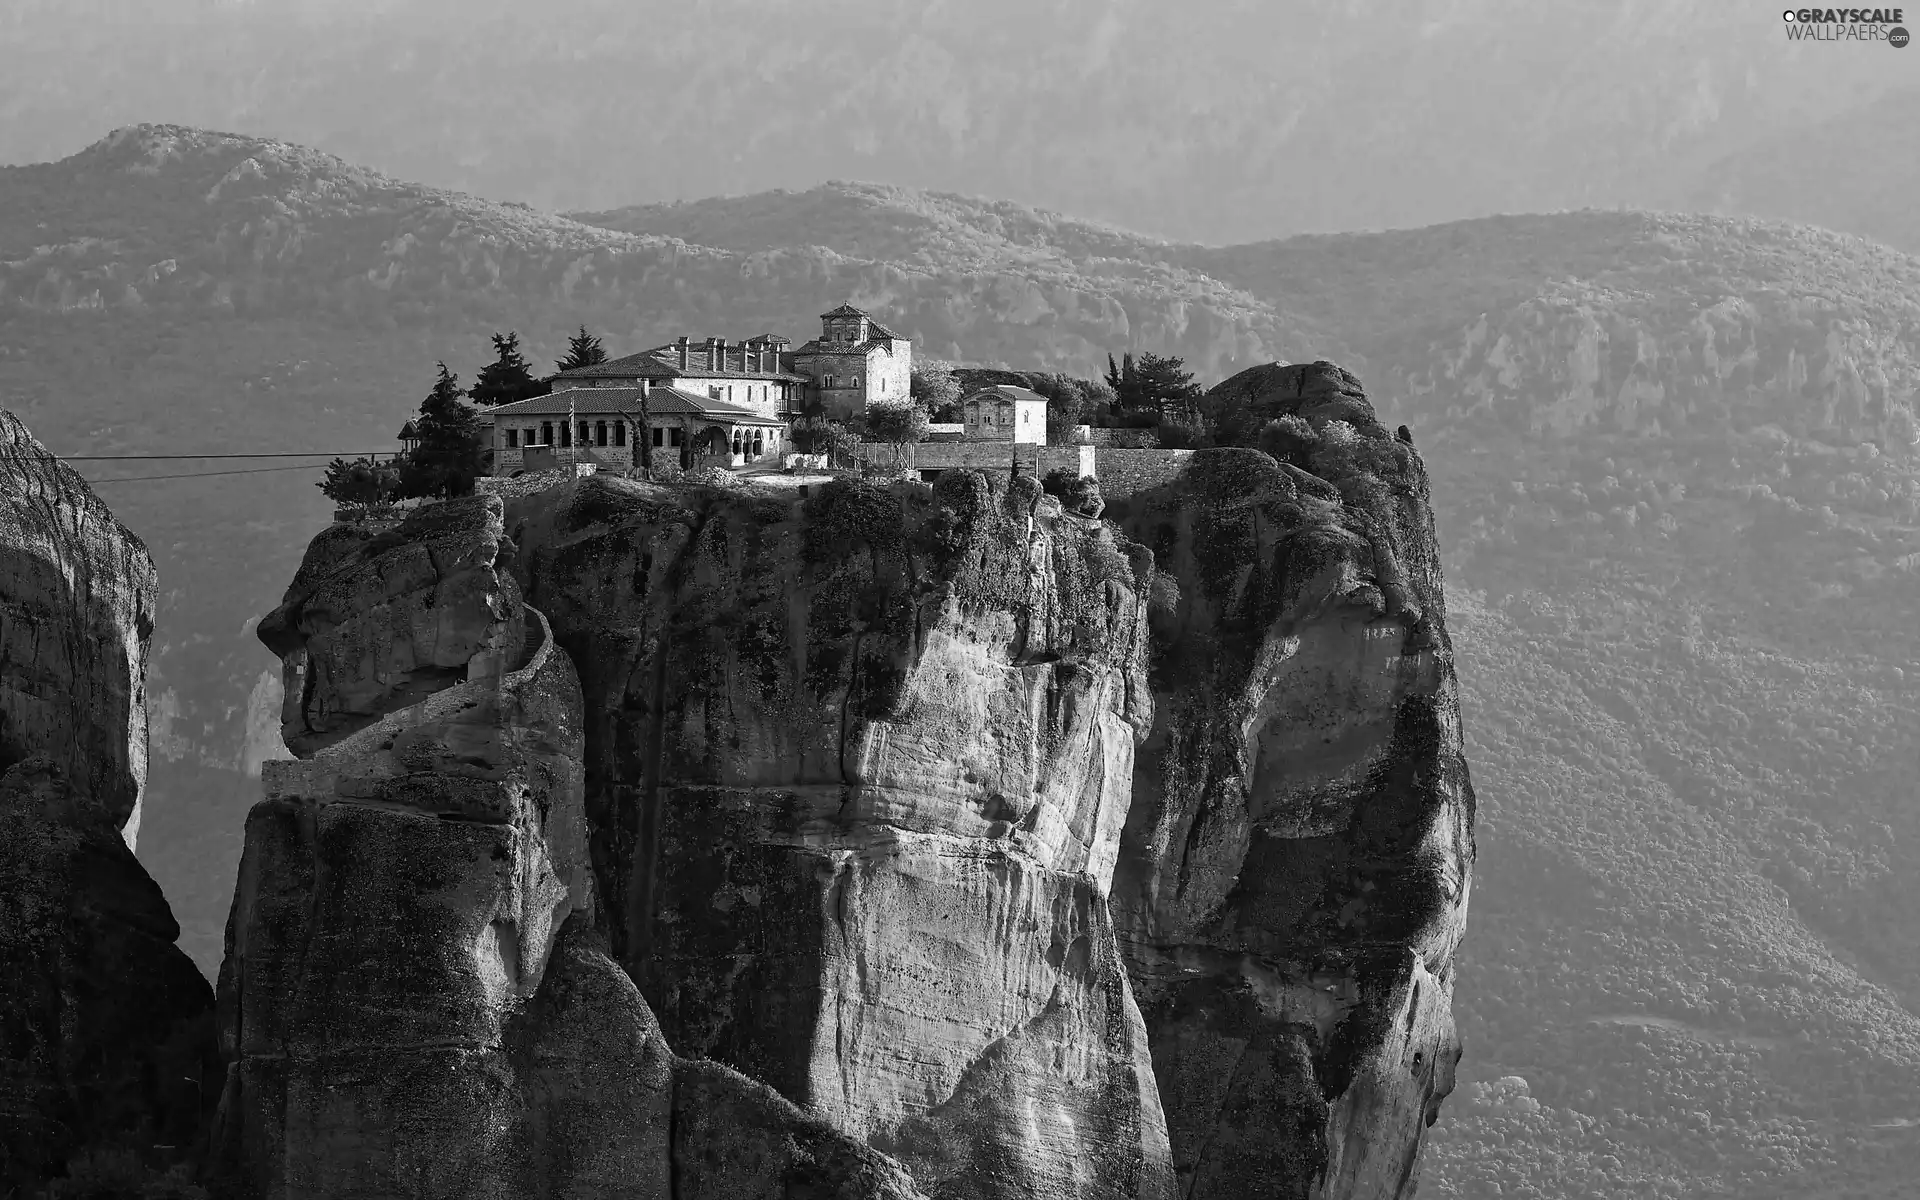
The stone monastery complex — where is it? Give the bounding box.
[463,301,1192,500]
[483,303,912,474]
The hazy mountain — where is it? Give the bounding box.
[1678,85,1920,257]
[6,125,1920,1198]
[1,0,1914,244]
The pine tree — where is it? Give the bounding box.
[397,363,487,499]
[468,331,545,408]
[1133,352,1201,404]
[556,325,608,372]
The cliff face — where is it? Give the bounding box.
[213,494,927,1200]
[1110,364,1475,1199]
[215,368,1473,1197]
[0,408,156,842]
[0,407,217,1187]
[504,472,1174,1198]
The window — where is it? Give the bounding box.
[731,429,743,454]
[752,429,764,456]
[614,422,626,446]
[710,386,723,400]
[669,428,683,447]
[561,422,572,448]
[853,375,862,389]
[825,374,837,389]
[506,428,519,448]
[653,427,665,447]
[541,421,554,445]
[579,421,591,445]
[595,420,608,446]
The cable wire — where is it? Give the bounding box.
[87,464,338,483]
[60,452,395,460]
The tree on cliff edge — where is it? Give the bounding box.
[397,363,486,499]
[318,456,399,514]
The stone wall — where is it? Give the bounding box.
[1088,449,1193,500]
[858,441,1094,478]
[476,464,597,501]
[496,440,634,477]
[1086,428,1161,449]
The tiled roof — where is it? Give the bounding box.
[554,351,679,380]
[647,386,787,425]
[792,336,897,356]
[965,385,1049,405]
[553,346,808,383]
[484,388,648,416]
[817,304,898,339]
[484,386,786,426]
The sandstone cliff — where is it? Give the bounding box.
[0,407,217,1188]
[1109,363,1474,1199]
[503,471,1175,1199]
[213,494,928,1199]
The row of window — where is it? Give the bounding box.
[504,421,779,456]
[965,407,1032,425]
[505,420,629,449]
[708,383,777,406]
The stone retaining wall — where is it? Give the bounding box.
[1090,448,1194,500]
[474,464,597,501]
[851,442,1193,499]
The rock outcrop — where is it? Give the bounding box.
[1109,363,1475,1199]
[212,361,1474,1199]
[213,494,927,1199]
[503,472,1175,1199]
[0,407,218,1188]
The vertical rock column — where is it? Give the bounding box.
[1110,375,1476,1200]
[210,495,595,1197]
[0,407,218,1188]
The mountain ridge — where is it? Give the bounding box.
[2,0,1913,244]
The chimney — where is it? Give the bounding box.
[675,336,689,372]
[707,336,722,371]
